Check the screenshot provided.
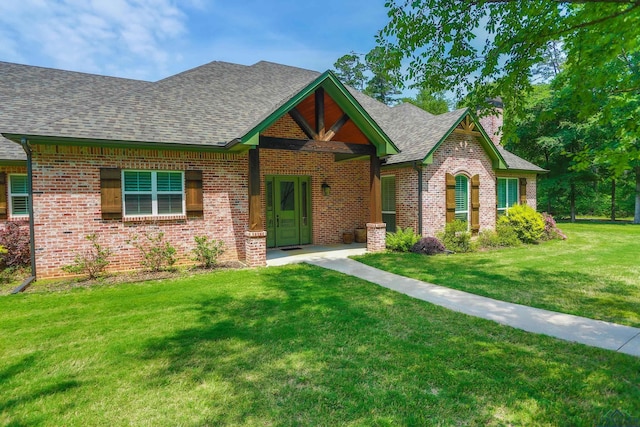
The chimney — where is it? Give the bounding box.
[477,97,503,146]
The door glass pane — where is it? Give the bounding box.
[301,181,308,226]
[280,181,295,211]
[266,181,273,210]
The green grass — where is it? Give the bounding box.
[1,264,639,426]
[355,223,640,327]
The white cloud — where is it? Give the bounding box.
[0,0,190,79]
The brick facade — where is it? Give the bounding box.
[383,132,537,237]
[30,145,248,278]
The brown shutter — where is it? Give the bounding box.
[0,173,6,219]
[100,168,122,220]
[185,170,203,217]
[445,173,456,223]
[519,178,527,205]
[471,174,480,234]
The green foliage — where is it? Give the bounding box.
[498,205,545,244]
[401,87,450,114]
[192,236,226,269]
[332,52,367,90]
[386,227,420,252]
[62,234,112,279]
[476,222,522,249]
[438,220,472,253]
[128,232,177,272]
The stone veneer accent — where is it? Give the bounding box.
[366,223,387,252]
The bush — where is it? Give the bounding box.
[497,204,545,244]
[438,220,472,253]
[541,213,567,240]
[476,222,521,249]
[192,236,225,268]
[62,234,112,279]
[410,237,446,255]
[128,232,177,272]
[0,222,30,268]
[386,227,420,252]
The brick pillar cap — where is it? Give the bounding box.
[245,230,267,238]
[366,223,387,229]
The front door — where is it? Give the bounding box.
[266,175,311,247]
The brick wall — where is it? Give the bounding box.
[262,114,372,245]
[31,145,248,278]
[383,133,538,237]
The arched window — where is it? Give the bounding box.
[455,175,469,222]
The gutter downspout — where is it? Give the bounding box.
[412,161,423,236]
[12,138,36,292]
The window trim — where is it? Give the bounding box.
[8,173,29,218]
[454,174,469,223]
[497,177,519,215]
[122,170,185,218]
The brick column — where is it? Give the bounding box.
[366,222,386,253]
[245,230,267,267]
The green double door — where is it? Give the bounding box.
[266,176,312,247]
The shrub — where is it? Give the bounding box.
[410,237,446,255]
[192,236,225,268]
[386,227,420,252]
[541,212,567,240]
[497,204,545,244]
[476,222,521,249]
[0,222,30,268]
[438,220,472,253]
[128,232,177,272]
[62,234,112,279]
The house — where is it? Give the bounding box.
[0,60,543,279]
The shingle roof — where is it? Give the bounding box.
[0,61,152,161]
[0,59,543,172]
[30,61,320,146]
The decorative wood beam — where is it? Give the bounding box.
[248,148,263,231]
[321,113,350,142]
[288,108,317,140]
[370,155,382,223]
[315,87,325,139]
[260,136,375,155]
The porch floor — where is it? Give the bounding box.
[266,243,367,267]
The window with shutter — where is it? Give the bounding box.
[9,174,29,217]
[497,177,519,215]
[123,170,184,217]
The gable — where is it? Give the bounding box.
[236,71,399,157]
[422,111,507,170]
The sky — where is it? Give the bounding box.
[0,0,390,82]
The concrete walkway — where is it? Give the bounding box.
[299,257,640,357]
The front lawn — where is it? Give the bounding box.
[1,264,639,426]
[355,223,640,327]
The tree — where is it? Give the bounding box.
[376,0,640,222]
[401,87,450,114]
[332,49,401,105]
[333,52,367,91]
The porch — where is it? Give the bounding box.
[266,243,366,266]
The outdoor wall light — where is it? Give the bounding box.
[321,182,331,196]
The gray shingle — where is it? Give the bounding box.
[31,61,320,146]
[0,61,152,160]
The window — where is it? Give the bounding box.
[381,175,396,232]
[123,170,184,217]
[455,175,469,222]
[497,178,519,215]
[9,174,29,217]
